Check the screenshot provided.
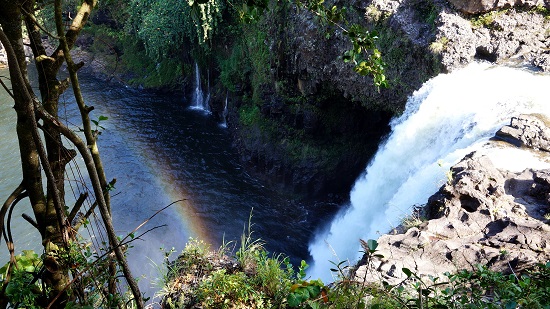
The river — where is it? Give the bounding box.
[0,68,332,298]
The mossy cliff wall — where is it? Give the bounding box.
[61,0,549,199]
[210,0,549,198]
[208,0,443,197]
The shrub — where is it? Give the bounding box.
[160,231,550,309]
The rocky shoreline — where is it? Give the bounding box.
[355,114,550,284]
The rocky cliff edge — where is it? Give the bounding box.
[355,114,550,284]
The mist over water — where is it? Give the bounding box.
[308,62,550,282]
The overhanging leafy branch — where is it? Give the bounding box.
[297,0,387,89]
[239,0,388,89]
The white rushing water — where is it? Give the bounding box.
[192,62,210,112]
[308,62,550,281]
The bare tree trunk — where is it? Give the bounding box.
[0,0,143,307]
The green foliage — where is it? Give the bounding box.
[239,104,263,127]
[440,263,550,308]
[219,42,250,92]
[133,58,184,88]
[0,250,41,279]
[429,36,449,54]
[363,261,550,309]
[238,0,270,23]
[343,25,387,88]
[288,261,326,308]
[413,0,439,28]
[198,270,259,308]
[0,251,43,308]
[91,115,108,138]
[236,213,264,270]
[217,14,270,103]
[532,5,550,20]
[294,0,388,88]
[255,253,292,301]
[161,233,550,309]
[470,10,507,29]
[125,0,224,59]
[84,23,184,89]
[161,221,295,308]
[0,237,142,308]
[247,28,271,103]
[93,0,389,93]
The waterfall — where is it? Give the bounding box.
[308,62,550,282]
[192,62,210,112]
[220,93,229,128]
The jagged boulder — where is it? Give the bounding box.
[447,0,547,14]
[355,150,550,285]
[534,53,550,72]
[435,9,550,72]
[496,114,550,151]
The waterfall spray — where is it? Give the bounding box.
[308,62,550,282]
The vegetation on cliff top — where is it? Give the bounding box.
[87,0,389,89]
[158,231,550,308]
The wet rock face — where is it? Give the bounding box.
[274,0,443,112]
[436,9,550,72]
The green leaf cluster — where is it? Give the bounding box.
[288,261,326,308]
[124,0,225,60]
[294,0,388,89]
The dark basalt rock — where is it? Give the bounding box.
[496,114,550,152]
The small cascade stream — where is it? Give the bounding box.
[220,93,229,128]
[191,62,210,112]
[308,62,550,281]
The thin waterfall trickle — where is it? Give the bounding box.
[308,62,550,282]
[220,93,229,128]
[192,62,210,112]
[205,70,211,111]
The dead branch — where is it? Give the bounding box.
[68,193,88,224]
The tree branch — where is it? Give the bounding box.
[0,77,13,99]
[68,193,88,224]
[35,97,144,308]
[20,5,60,40]
[1,21,69,258]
